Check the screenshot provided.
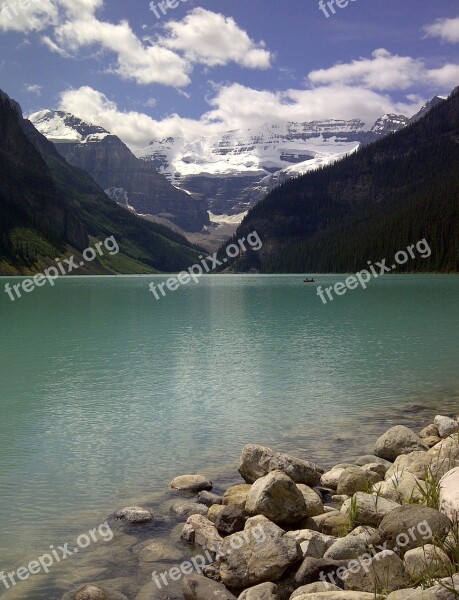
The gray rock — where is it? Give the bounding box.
[245,470,308,525]
[62,584,128,600]
[284,529,336,559]
[297,484,324,517]
[181,514,223,552]
[420,424,440,439]
[198,490,224,506]
[434,416,459,439]
[387,590,436,600]
[340,492,400,527]
[290,582,341,597]
[216,505,247,535]
[336,467,381,496]
[323,534,369,560]
[425,574,459,599]
[182,574,237,600]
[376,505,451,552]
[342,549,411,593]
[219,515,301,588]
[354,455,393,468]
[170,474,212,493]
[239,445,322,486]
[404,544,451,581]
[374,426,428,462]
[440,466,459,521]
[170,501,208,518]
[114,506,153,524]
[237,582,280,599]
[361,463,388,478]
[294,556,348,586]
[224,484,252,507]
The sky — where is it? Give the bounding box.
[0,0,458,153]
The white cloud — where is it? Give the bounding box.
[427,64,459,87]
[56,83,426,156]
[424,17,459,44]
[46,16,192,86]
[24,83,43,96]
[0,0,57,33]
[308,49,426,91]
[160,8,272,69]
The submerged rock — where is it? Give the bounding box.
[114,506,153,524]
[170,474,213,492]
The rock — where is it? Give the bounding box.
[420,424,440,439]
[114,506,153,524]
[297,485,324,517]
[320,468,346,490]
[224,484,252,507]
[294,556,348,586]
[423,436,442,448]
[376,505,451,552]
[292,594,384,600]
[374,471,426,504]
[427,437,459,460]
[341,492,400,526]
[208,504,226,523]
[182,574,237,599]
[354,455,393,468]
[170,501,208,517]
[290,582,341,597]
[336,467,381,496]
[181,514,223,552]
[134,539,183,562]
[323,533,369,560]
[374,426,428,462]
[361,462,388,478]
[434,416,459,438]
[170,475,212,493]
[237,582,280,599]
[385,451,427,480]
[404,544,451,580]
[439,467,459,521]
[238,445,322,486]
[245,470,308,525]
[284,529,336,559]
[197,490,224,506]
[216,505,247,535]
[342,549,410,593]
[317,513,350,537]
[425,574,459,599]
[62,585,128,600]
[331,495,349,505]
[219,515,301,588]
[387,591,436,600]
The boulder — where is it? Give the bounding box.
[336,467,381,496]
[237,582,280,599]
[170,475,212,493]
[170,501,208,518]
[387,591,436,600]
[62,585,128,600]
[404,544,451,581]
[216,505,247,535]
[114,506,153,524]
[239,445,322,486]
[376,505,451,552]
[133,539,182,562]
[182,574,237,600]
[198,491,223,506]
[208,504,226,523]
[361,463,388,479]
[354,455,393,468]
[297,484,324,517]
[284,529,336,559]
[374,471,426,504]
[425,574,459,599]
[219,515,301,588]
[439,466,459,521]
[320,468,347,490]
[342,549,411,593]
[385,451,427,480]
[290,582,341,597]
[434,416,459,439]
[340,492,399,526]
[420,424,440,439]
[294,556,348,587]
[245,470,308,525]
[323,533,369,560]
[317,512,351,537]
[423,436,442,448]
[181,514,223,552]
[224,484,253,507]
[292,594,383,600]
[427,437,459,460]
[374,426,428,462]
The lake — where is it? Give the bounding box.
[0,274,458,598]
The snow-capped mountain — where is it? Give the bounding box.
[28,110,210,232]
[139,117,405,216]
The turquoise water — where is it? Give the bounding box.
[0,274,458,597]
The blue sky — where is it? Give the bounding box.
[0,0,458,152]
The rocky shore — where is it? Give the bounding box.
[63,413,459,600]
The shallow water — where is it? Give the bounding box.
[0,274,458,598]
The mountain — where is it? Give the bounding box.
[139,117,407,217]
[224,88,459,274]
[407,96,447,125]
[29,110,210,232]
[0,90,201,275]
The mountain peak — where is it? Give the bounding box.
[28,109,110,143]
